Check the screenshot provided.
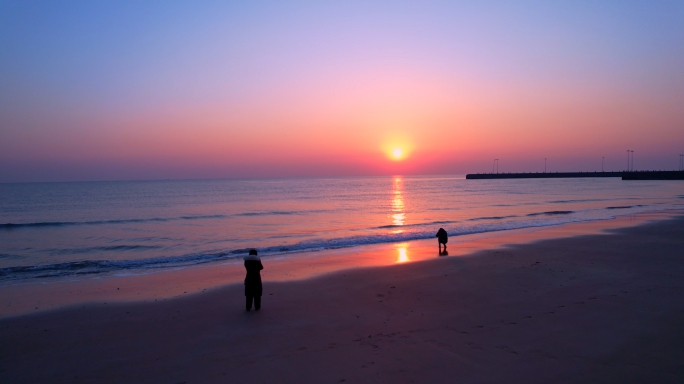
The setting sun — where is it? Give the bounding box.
[381,135,413,163]
[393,148,403,159]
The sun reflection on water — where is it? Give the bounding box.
[390,177,405,231]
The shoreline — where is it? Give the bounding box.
[0,210,680,318]
[1,210,683,382]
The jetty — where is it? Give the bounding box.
[466,171,684,180]
[622,171,684,180]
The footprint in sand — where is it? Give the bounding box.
[497,345,518,354]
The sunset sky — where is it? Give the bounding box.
[1,1,683,182]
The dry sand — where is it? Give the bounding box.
[1,214,684,383]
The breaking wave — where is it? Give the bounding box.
[0,215,227,230]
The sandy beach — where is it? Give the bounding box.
[2,213,684,383]
[4,2,683,383]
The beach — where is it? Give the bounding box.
[4,2,684,383]
[2,213,683,383]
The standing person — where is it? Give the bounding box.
[436,228,448,254]
[244,249,263,311]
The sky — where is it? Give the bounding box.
[1,1,683,182]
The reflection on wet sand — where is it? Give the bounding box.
[396,243,409,263]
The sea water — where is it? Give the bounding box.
[1,176,682,282]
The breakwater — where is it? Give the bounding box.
[466,172,622,179]
[466,171,684,180]
[622,171,684,180]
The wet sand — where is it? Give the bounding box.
[0,212,669,318]
[1,213,684,383]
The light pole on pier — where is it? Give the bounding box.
[626,150,630,171]
[544,158,547,173]
[630,150,634,171]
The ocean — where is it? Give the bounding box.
[1,176,682,282]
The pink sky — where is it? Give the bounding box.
[1,2,683,182]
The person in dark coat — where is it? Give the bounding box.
[244,249,263,311]
[436,228,448,254]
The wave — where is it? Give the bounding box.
[468,215,519,221]
[0,214,602,282]
[548,198,609,204]
[47,245,161,256]
[0,214,227,230]
[374,214,522,230]
[0,203,674,282]
[0,254,231,280]
[526,211,574,217]
[0,210,334,230]
[605,205,646,210]
[374,220,455,229]
[235,210,307,217]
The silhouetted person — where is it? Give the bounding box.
[244,249,263,311]
[436,228,448,254]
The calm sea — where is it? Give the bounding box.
[1,176,682,282]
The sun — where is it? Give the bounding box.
[381,139,412,161]
[392,148,403,159]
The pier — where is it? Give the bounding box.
[622,171,684,180]
[466,171,684,180]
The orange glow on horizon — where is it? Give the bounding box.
[3,58,681,182]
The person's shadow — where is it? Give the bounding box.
[439,250,449,256]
